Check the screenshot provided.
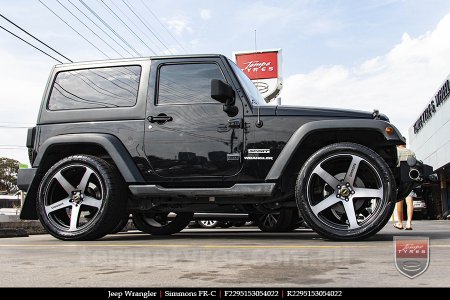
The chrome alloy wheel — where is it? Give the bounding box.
[306,154,384,231]
[199,220,220,228]
[43,164,104,232]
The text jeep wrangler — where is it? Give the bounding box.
[18,54,419,241]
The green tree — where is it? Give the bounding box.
[0,157,19,193]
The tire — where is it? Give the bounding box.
[443,210,450,220]
[132,211,193,235]
[198,220,219,228]
[252,208,297,232]
[232,221,247,227]
[219,221,233,228]
[110,214,130,234]
[296,142,396,241]
[37,155,127,241]
[288,210,305,230]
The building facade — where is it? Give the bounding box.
[409,74,450,218]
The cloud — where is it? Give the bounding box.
[165,17,193,35]
[281,13,450,139]
[200,9,211,20]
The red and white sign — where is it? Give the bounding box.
[235,52,278,80]
[233,49,282,103]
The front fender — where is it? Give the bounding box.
[265,119,404,182]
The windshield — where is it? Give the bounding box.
[228,59,266,106]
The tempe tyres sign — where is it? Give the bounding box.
[234,49,283,102]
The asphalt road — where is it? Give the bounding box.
[0,220,449,287]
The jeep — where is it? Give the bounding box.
[17,54,417,241]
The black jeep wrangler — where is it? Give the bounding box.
[17,54,415,241]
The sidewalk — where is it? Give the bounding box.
[0,213,46,238]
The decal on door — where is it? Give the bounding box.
[245,149,273,160]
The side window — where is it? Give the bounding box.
[48,66,141,110]
[157,63,225,105]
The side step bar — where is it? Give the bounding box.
[129,183,276,197]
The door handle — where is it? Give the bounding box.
[147,114,173,124]
[217,124,229,133]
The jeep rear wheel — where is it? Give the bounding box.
[132,212,193,235]
[37,155,126,241]
[296,143,396,241]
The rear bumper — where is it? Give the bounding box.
[17,168,37,191]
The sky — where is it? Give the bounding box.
[1,0,450,164]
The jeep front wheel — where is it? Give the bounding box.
[37,155,126,241]
[132,212,193,235]
[296,143,396,241]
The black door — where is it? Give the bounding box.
[144,58,244,179]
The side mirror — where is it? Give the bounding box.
[211,79,238,117]
[211,79,235,104]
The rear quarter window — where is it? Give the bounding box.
[48,65,141,110]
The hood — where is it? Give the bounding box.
[274,105,389,120]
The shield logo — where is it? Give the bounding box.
[394,236,430,279]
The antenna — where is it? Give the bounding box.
[254,29,257,52]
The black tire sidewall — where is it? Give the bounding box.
[296,142,396,241]
[110,214,130,234]
[132,212,193,235]
[252,208,296,232]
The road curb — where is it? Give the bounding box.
[0,220,47,236]
[0,228,29,238]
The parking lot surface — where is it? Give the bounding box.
[0,220,449,287]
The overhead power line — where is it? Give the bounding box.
[67,0,134,57]
[79,0,142,56]
[0,125,31,129]
[39,0,111,59]
[0,24,63,63]
[0,122,34,126]
[98,0,157,55]
[0,145,27,148]
[0,14,73,62]
[56,0,124,59]
[102,0,162,54]
[121,0,173,54]
[139,0,187,53]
